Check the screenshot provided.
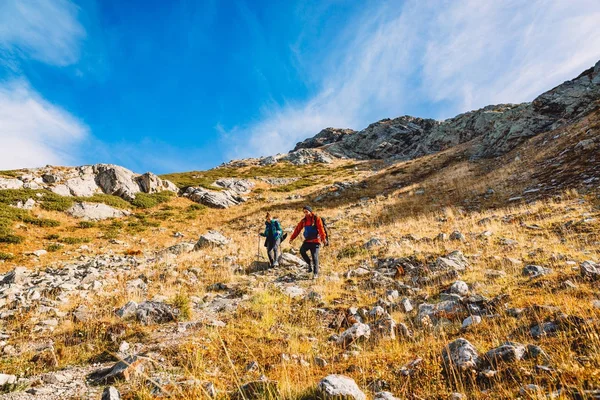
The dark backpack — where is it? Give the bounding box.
[312,214,330,245]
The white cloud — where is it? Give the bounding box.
[0,0,85,67]
[0,81,88,169]
[224,0,600,160]
[0,0,88,170]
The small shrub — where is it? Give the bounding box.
[77,221,96,229]
[131,192,175,209]
[0,234,23,244]
[186,204,206,212]
[0,253,14,261]
[59,237,90,245]
[78,194,131,210]
[271,179,315,192]
[46,243,63,252]
[45,234,60,240]
[336,245,368,260]
[22,216,60,228]
[39,193,74,212]
[171,292,191,321]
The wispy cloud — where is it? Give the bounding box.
[0,80,88,170]
[0,0,88,170]
[0,0,85,67]
[223,0,600,160]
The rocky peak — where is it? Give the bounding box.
[293,127,356,151]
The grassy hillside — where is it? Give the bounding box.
[0,113,598,399]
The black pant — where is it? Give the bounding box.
[300,242,320,274]
[266,238,281,266]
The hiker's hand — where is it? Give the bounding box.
[324,240,329,247]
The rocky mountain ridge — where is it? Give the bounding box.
[0,164,177,201]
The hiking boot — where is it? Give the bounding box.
[272,261,279,267]
[312,273,319,280]
[306,265,313,273]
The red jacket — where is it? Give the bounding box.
[290,213,327,244]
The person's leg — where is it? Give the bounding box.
[310,243,320,276]
[266,240,275,266]
[272,238,281,266]
[299,242,312,272]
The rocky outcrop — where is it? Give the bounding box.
[67,202,131,221]
[213,178,254,194]
[281,148,333,165]
[0,164,177,201]
[293,127,356,151]
[184,186,246,209]
[318,375,366,400]
[318,60,600,161]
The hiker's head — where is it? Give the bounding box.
[265,212,272,221]
[303,205,313,216]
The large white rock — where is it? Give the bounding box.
[184,187,245,209]
[65,175,100,197]
[94,164,141,201]
[318,375,366,400]
[0,178,23,190]
[67,202,131,221]
[137,172,178,194]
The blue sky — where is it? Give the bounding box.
[1,0,600,174]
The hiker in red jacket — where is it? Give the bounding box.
[290,205,327,278]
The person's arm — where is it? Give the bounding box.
[316,217,327,244]
[259,223,267,237]
[289,219,304,242]
[275,221,283,238]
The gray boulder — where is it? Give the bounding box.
[337,323,371,347]
[483,342,526,367]
[522,265,552,277]
[94,164,141,201]
[279,253,308,267]
[213,178,254,194]
[580,260,600,280]
[449,280,469,296]
[194,231,231,249]
[435,251,469,272]
[136,172,178,194]
[184,187,246,208]
[67,202,131,221]
[441,338,480,373]
[318,374,366,400]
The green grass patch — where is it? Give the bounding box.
[0,252,14,261]
[59,237,91,245]
[171,292,191,321]
[0,234,23,244]
[0,170,22,178]
[130,191,175,209]
[22,216,60,228]
[77,221,97,229]
[271,178,315,192]
[336,244,368,260]
[46,243,63,252]
[76,194,131,210]
[45,234,60,240]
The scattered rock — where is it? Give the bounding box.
[318,374,366,400]
[337,323,371,347]
[194,231,231,249]
[102,386,121,400]
[483,342,526,367]
[441,338,480,374]
[88,355,148,384]
[67,202,131,221]
[522,265,552,277]
[449,280,469,296]
[580,260,600,280]
[462,315,482,329]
